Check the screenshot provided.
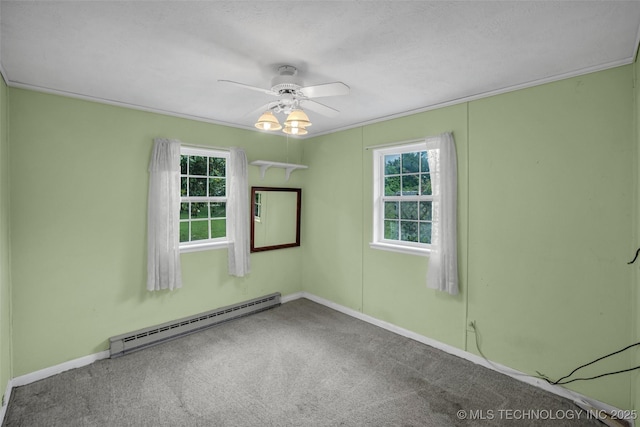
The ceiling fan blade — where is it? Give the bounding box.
[245,102,275,118]
[218,80,277,96]
[299,82,350,98]
[300,99,340,117]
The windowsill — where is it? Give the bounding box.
[180,241,229,253]
[369,241,430,257]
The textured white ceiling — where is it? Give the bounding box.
[2,1,640,137]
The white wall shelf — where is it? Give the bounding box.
[250,160,308,181]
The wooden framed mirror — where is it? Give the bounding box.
[250,187,301,252]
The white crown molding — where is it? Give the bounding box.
[310,57,637,138]
[633,17,640,63]
[0,58,8,88]
[2,57,634,141]
[5,80,265,135]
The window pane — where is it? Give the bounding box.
[190,220,209,241]
[209,157,226,177]
[180,203,189,220]
[419,222,432,244]
[400,221,418,242]
[401,174,419,195]
[420,173,432,195]
[179,151,229,246]
[211,219,226,238]
[181,177,187,197]
[402,152,419,173]
[400,201,418,220]
[420,151,429,172]
[190,202,208,219]
[189,156,207,176]
[209,178,226,197]
[419,201,432,221]
[189,177,206,196]
[180,222,189,242]
[384,201,398,219]
[384,220,399,240]
[384,176,400,196]
[210,202,226,218]
[374,144,438,251]
[384,154,400,175]
[180,155,188,174]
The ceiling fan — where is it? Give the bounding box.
[219,65,350,135]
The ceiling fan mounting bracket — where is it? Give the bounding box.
[277,65,298,76]
[271,65,303,93]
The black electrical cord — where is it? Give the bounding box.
[545,342,640,385]
[550,365,640,385]
[470,321,640,385]
[628,247,640,264]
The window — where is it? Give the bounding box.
[371,140,439,256]
[180,147,230,251]
[254,192,262,222]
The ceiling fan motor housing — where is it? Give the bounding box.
[271,65,303,94]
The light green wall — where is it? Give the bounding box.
[302,105,469,346]
[3,62,638,410]
[8,88,305,377]
[303,65,635,409]
[362,105,469,349]
[467,66,634,408]
[634,57,640,414]
[0,74,11,402]
[302,128,364,311]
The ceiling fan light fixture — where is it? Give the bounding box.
[255,111,282,131]
[283,125,308,136]
[220,65,349,136]
[284,109,312,128]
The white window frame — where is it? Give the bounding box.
[254,191,262,223]
[370,140,439,257]
[179,146,230,253]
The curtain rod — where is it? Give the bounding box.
[180,143,230,152]
[364,138,426,151]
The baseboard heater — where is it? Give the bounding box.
[109,292,281,358]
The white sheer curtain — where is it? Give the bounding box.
[427,132,459,295]
[227,147,250,277]
[147,138,182,291]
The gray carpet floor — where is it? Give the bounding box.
[3,298,601,426]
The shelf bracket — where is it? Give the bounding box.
[250,160,308,182]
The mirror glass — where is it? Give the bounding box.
[251,187,301,252]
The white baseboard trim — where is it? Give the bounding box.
[284,291,632,426]
[0,377,12,425]
[5,292,300,394]
[0,292,299,425]
[12,350,110,388]
[0,293,630,426]
[281,291,304,304]
[0,350,110,426]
